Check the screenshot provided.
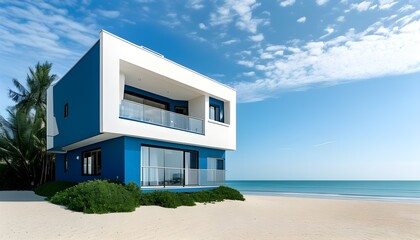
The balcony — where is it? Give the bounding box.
[141,167,226,187]
[119,99,204,134]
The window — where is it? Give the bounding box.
[208,158,225,170]
[82,149,101,176]
[209,97,224,123]
[209,105,220,122]
[64,103,69,117]
[64,154,68,172]
[124,92,168,110]
[141,146,198,187]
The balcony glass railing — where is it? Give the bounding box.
[120,99,204,134]
[141,167,225,187]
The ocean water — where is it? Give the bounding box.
[225,181,420,203]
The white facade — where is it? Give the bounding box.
[47,30,236,151]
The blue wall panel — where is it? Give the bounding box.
[53,41,100,147]
[124,137,225,186]
[56,135,225,187]
[55,137,125,183]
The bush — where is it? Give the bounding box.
[34,181,77,198]
[50,180,141,214]
[140,191,196,208]
[139,186,244,208]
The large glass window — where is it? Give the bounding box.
[141,146,198,187]
[124,92,168,110]
[82,149,101,176]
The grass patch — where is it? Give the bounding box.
[50,180,141,214]
[34,181,77,198]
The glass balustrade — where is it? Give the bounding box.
[120,99,204,134]
[141,167,225,187]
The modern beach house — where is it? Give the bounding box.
[47,30,236,191]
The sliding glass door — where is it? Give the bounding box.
[141,146,198,187]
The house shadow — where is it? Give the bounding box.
[0,191,46,202]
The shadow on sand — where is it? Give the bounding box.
[0,191,46,202]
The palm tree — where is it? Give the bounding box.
[9,61,57,122]
[0,108,43,187]
[1,62,57,187]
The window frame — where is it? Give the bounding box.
[81,148,102,176]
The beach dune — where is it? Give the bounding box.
[1,191,419,240]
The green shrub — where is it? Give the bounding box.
[34,181,77,198]
[50,180,141,214]
[139,186,244,208]
[139,191,196,208]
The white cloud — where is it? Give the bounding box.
[234,12,420,102]
[198,22,207,29]
[349,1,373,12]
[398,4,414,12]
[243,71,256,76]
[279,0,296,7]
[297,17,306,23]
[266,45,286,51]
[379,0,398,10]
[186,0,204,10]
[337,16,345,22]
[249,33,264,42]
[222,39,239,45]
[210,0,265,33]
[320,27,334,38]
[237,60,255,67]
[316,0,329,6]
[97,9,120,18]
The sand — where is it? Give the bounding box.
[1,191,419,240]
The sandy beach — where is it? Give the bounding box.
[1,191,419,240]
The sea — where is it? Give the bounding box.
[224,180,420,203]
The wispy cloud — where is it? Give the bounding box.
[199,22,207,29]
[378,0,398,10]
[316,0,329,6]
[297,16,306,23]
[222,39,239,45]
[210,0,266,34]
[249,33,264,42]
[186,0,205,10]
[97,9,120,18]
[320,26,334,38]
[348,1,374,12]
[0,0,98,76]
[278,0,296,7]
[234,11,420,102]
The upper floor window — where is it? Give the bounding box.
[82,149,101,176]
[64,103,69,118]
[209,97,224,123]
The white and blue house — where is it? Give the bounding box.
[46,31,236,191]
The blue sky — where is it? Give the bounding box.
[0,0,419,179]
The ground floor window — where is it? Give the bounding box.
[141,146,198,187]
[82,149,101,176]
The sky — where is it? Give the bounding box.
[0,0,419,180]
